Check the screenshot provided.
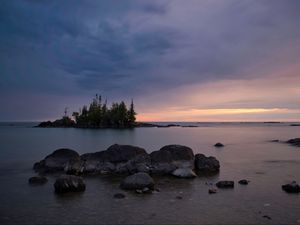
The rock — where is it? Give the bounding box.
[37,117,75,128]
[282,181,300,193]
[238,179,249,185]
[172,168,197,178]
[150,145,195,174]
[54,175,86,194]
[194,154,220,172]
[34,148,81,173]
[135,189,143,194]
[286,138,300,147]
[214,143,224,147]
[120,172,155,190]
[263,215,272,220]
[81,144,148,174]
[176,196,183,199]
[28,176,48,185]
[113,193,126,199]
[216,180,234,188]
[270,139,279,142]
[208,188,217,194]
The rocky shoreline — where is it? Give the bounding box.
[30,143,300,195]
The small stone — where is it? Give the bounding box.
[238,179,249,185]
[264,203,270,207]
[263,215,272,220]
[176,196,183,200]
[28,176,48,185]
[113,193,126,199]
[135,189,143,194]
[214,143,224,147]
[208,188,217,194]
[142,187,152,194]
[216,180,234,188]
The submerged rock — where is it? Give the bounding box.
[34,148,81,173]
[113,193,126,199]
[282,181,300,193]
[150,145,195,174]
[120,172,154,190]
[208,188,217,194]
[216,180,234,188]
[28,176,48,185]
[214,143,224,147]
[194,154,220,172]
[54,175,86,194]
[286,138,300,147]
[238,179,250,185]
[172,168,197,178]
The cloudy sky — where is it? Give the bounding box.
[1,0,300,121]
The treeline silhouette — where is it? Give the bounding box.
[72,94,136,128]
[38,94,137,128]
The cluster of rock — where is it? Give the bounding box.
[33,144,220,178]
[31,144,221,194]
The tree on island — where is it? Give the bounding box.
[71,94,137,128]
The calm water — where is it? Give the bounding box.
[0,122,300,224]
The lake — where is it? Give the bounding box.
[0,122,299,224]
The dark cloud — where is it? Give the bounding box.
[0,0,300,120]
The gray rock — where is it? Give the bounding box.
[172,168,197,178]
[282,181,300,193]
[34,148,81,173]
[28,176,48,185]
[120,172,155,190]
[195,154,220,172]
[216,180,234,188]
[150,145,195,174]
[54,175,86,194]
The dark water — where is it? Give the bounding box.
[0,122,300,224]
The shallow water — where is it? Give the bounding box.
[0,122,300,224]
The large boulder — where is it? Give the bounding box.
[195,154,220,172]
[172,168,197,178]
[34,148,81,173]
[80,144,148,174]
[150,145,195,174]
[120,172,155,190]
[282,181,300,193]
[54,175,86,194]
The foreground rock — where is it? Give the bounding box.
[286,138,300,147]
[28,176,48,185]
[34,148,81,173]
[172,168,197,178]
[120,172,154,190]
[54,175,86,194]
[282,181,300,193]
[195,154,220,172]
[81,144,150,174]
[216,180,234,188]
[150,145,195,174]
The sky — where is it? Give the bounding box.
[0,0,300,122]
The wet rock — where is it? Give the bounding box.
[172,168,197,178]
[54,175,86,194]
[286,138,300,147]
[120,172,155,190]
[214,143,224,147]
[194,154,220,172]
[216,180,234,188]
[263,215,272,220]
[28,176,48,185]
[176,196,183,199]
[150,145,195,174]
[238,179,249,185]
[208,188,217,194]
[113,193,126,199]
[34,148,81,173]
[282,181,300,193]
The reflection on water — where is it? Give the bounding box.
[0,123,300,224]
